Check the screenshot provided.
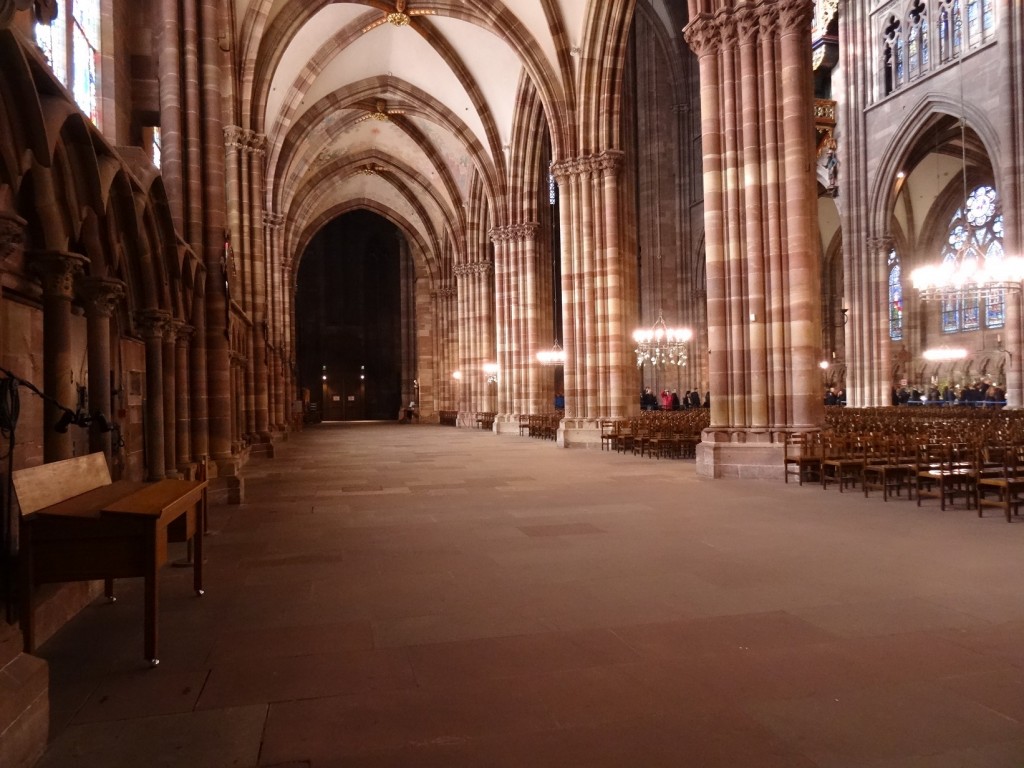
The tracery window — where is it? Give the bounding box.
[35,0,101,125]
[889,249,903,341]
[882,0,996,96]
[940,184,1005,334]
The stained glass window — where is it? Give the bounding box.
[35,1,101,125]
[889,250,903,341]
[940,184,1005,334]
[152,127,162,169]
[548,162,557,206]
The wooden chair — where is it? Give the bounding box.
[784,432,822,486]
[976,444,1024,522]
[821,434,865,492]
[916,441,973,510]
[862,435,915,501]
[600,420,617,451]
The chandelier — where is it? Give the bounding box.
[910,257,1024,301]
[536,341,565,366]
[910,52,1024,302]
[632,313,692,367]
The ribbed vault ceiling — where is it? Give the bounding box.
[232,0,684,271]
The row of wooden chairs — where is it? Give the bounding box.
[519,413,561,440]
[600,410,709,460]
[785,413,1024,521]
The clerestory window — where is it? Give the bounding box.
[940,184,1005,333]
[36,1,102,126]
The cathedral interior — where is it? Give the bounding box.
[2,0,1024,765]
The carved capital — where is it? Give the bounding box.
[866,235,896,254]
[453,261,492,278]
[78,276,126,318]
[224,125,247,150]
[551,150,624,181]
[263,211,285,229]
[135,308,171,340]
[736,6,760,45]
[175,323,196,344]
[490,223,540,243]
[759,3,781,38]
[777,0,815,35]
[0,209,26,263]
[247,132,267,156]
[28,250,88,299]
[683,14,719,58]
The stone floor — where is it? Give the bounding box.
[33,421,1024,767]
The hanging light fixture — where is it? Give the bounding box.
[910,50,1024,301]
[536,341,565,366]
[632,312,692,368]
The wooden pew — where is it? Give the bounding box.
[14,452,207,667]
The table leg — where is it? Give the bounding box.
[20,524,34,653]
[145,526,159,666]
[104,577,116,602]
[194,492,204,596]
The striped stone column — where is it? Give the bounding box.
[454,260,494,421]
[136,309,170,481]
[551,151,630,445]
[200,0,231,464]
[78,277,125,466]
[162,320,178,478]
[30,251,88,462]
[264,211,287,429]
[684,0,823,478]
[847,235,895,408]
[175,323,194,471]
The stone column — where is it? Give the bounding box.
[136,310,169,481]
[78,277,126,465]
[175,323,194,471]
[684,0,822,478]
[200,0,232,465]
[454,259,494,421]
[30,251,88,462]
[551,151,630,445]
[162,320,178,478]
[189,266,209,460]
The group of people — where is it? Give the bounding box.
[640,387,708,411]
[891,380,1007,406]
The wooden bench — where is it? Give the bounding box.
[14,452,208,666]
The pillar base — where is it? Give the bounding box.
[557,417,601,448]
[0,622,48,768]
[493,413,520,435]
[695,428,786,479]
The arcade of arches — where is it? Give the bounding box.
[1,0,1023,764]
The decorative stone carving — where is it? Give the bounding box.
[759,3,781,37]
[683,15,720,57]
[550,150,624,181]
[247,132,267,156]
[223,125,247,150]
[736,5,760,45]
[488,222,539,243]
[453,261,493,278]
[263,212,285,229]
[0,209,26,262]
[78,277,126,318]
[135,309,171,339]
[866,235,896,255]
[778,0,815,34]
[29,251,89,299]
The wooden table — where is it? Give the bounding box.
[20,478,207,666]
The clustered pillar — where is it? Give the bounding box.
[454,260,495,420]
[684,0,823,477]
[30,250,88,462]
[551,152,630,433]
